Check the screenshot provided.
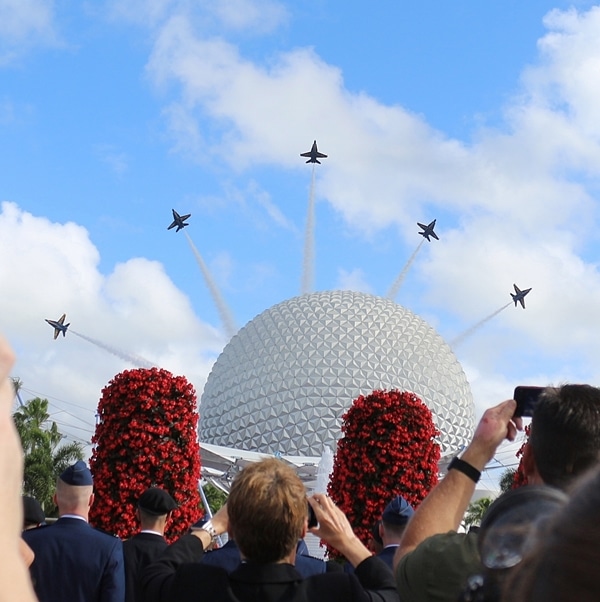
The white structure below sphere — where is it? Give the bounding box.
[201,290,475,457]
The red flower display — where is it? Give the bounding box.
[512,423,531,489]
[327,389,440,556]
[89,367,202,541]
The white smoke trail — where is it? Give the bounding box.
[301,166,316,295]
[386,239,425,300]
[313,445,334,495]
[184,231,238,340]
[70,331,156,368]
[449,302,512,348]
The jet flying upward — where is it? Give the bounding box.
[45,314,70,339]
[417,219,439,242]
[300,140,328,164]
[168,209,191,232]
[511,284,532,309]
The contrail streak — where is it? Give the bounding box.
[449,303,512,348]
[301,166,316,295]
[184,231,238,339]
[386,239,425,301]
[70,331,156,368]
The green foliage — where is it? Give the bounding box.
[463,496,494,528]
[13,397,84,516]
[203,483,227,513]
[499,468,517,493]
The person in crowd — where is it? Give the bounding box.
[505,463,600,601]
[377,495,414,569]
[0,333,38,601]
[124,487,178,602]
[345,495,414,574]
[23,459,125,602]
[201,535,338,577]
[458,484,568,602]
[143,457,399,602]
[23,496,45,531]
[368,519,384,555]
[393,384,600,602]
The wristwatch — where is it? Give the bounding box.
[199,519,219,542]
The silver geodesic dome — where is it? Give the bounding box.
[200,290,474,457]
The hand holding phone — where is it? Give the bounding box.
[307,500,318,528]
[513,386,545,417]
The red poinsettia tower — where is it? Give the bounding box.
[89,367,202,541]
[328,389,440,553]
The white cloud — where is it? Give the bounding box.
[13,1,600,455]
[335,268,373,294]
[104,0,177,28]
[136,3,600,397]
[0,202,224,454]
[0,0,59,62]
[202,0,288,34]
[105,0,287,34]
[94,144,129,174]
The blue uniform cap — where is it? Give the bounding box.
[59,460,93,486]
[382,495,414,526]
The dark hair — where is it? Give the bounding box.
[531,384,600,489]
[505,464,600,601]
[458,486,568,602]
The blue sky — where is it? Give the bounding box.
[2,0,600,486]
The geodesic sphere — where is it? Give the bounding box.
[200,290,474,456]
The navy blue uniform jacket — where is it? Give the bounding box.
[23,517,125,602]
[124,532,168,602]
[143,534,399,602]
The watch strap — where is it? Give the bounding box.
[448,457,481,483]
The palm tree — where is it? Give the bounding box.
[463,496,494,529]
[13,397,84,515]
[499,468,517,493]
[10,376,25,406]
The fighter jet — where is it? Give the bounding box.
[417,219,439,242]
[511,284,532,309]
[300,140,328,164]
[168,209,191,232]
[45,314,70,339]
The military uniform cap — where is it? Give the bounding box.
[60,460,93,486]
[23,496,45,526]
[382,495,414,526]
[138,487,178,515]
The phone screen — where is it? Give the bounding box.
[513,386,545,417]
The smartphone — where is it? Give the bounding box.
[513,386,545,417]
[307,501,318,528]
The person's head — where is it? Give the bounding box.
[505,464,600,602]
[22,496,45,530]
[137,487,177,534]
[54,460,94,518]
[368,520,384,554]
[526,384,600,489]
[380,495,414,545]
[458,485,568,602]
[227,457,307,564]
